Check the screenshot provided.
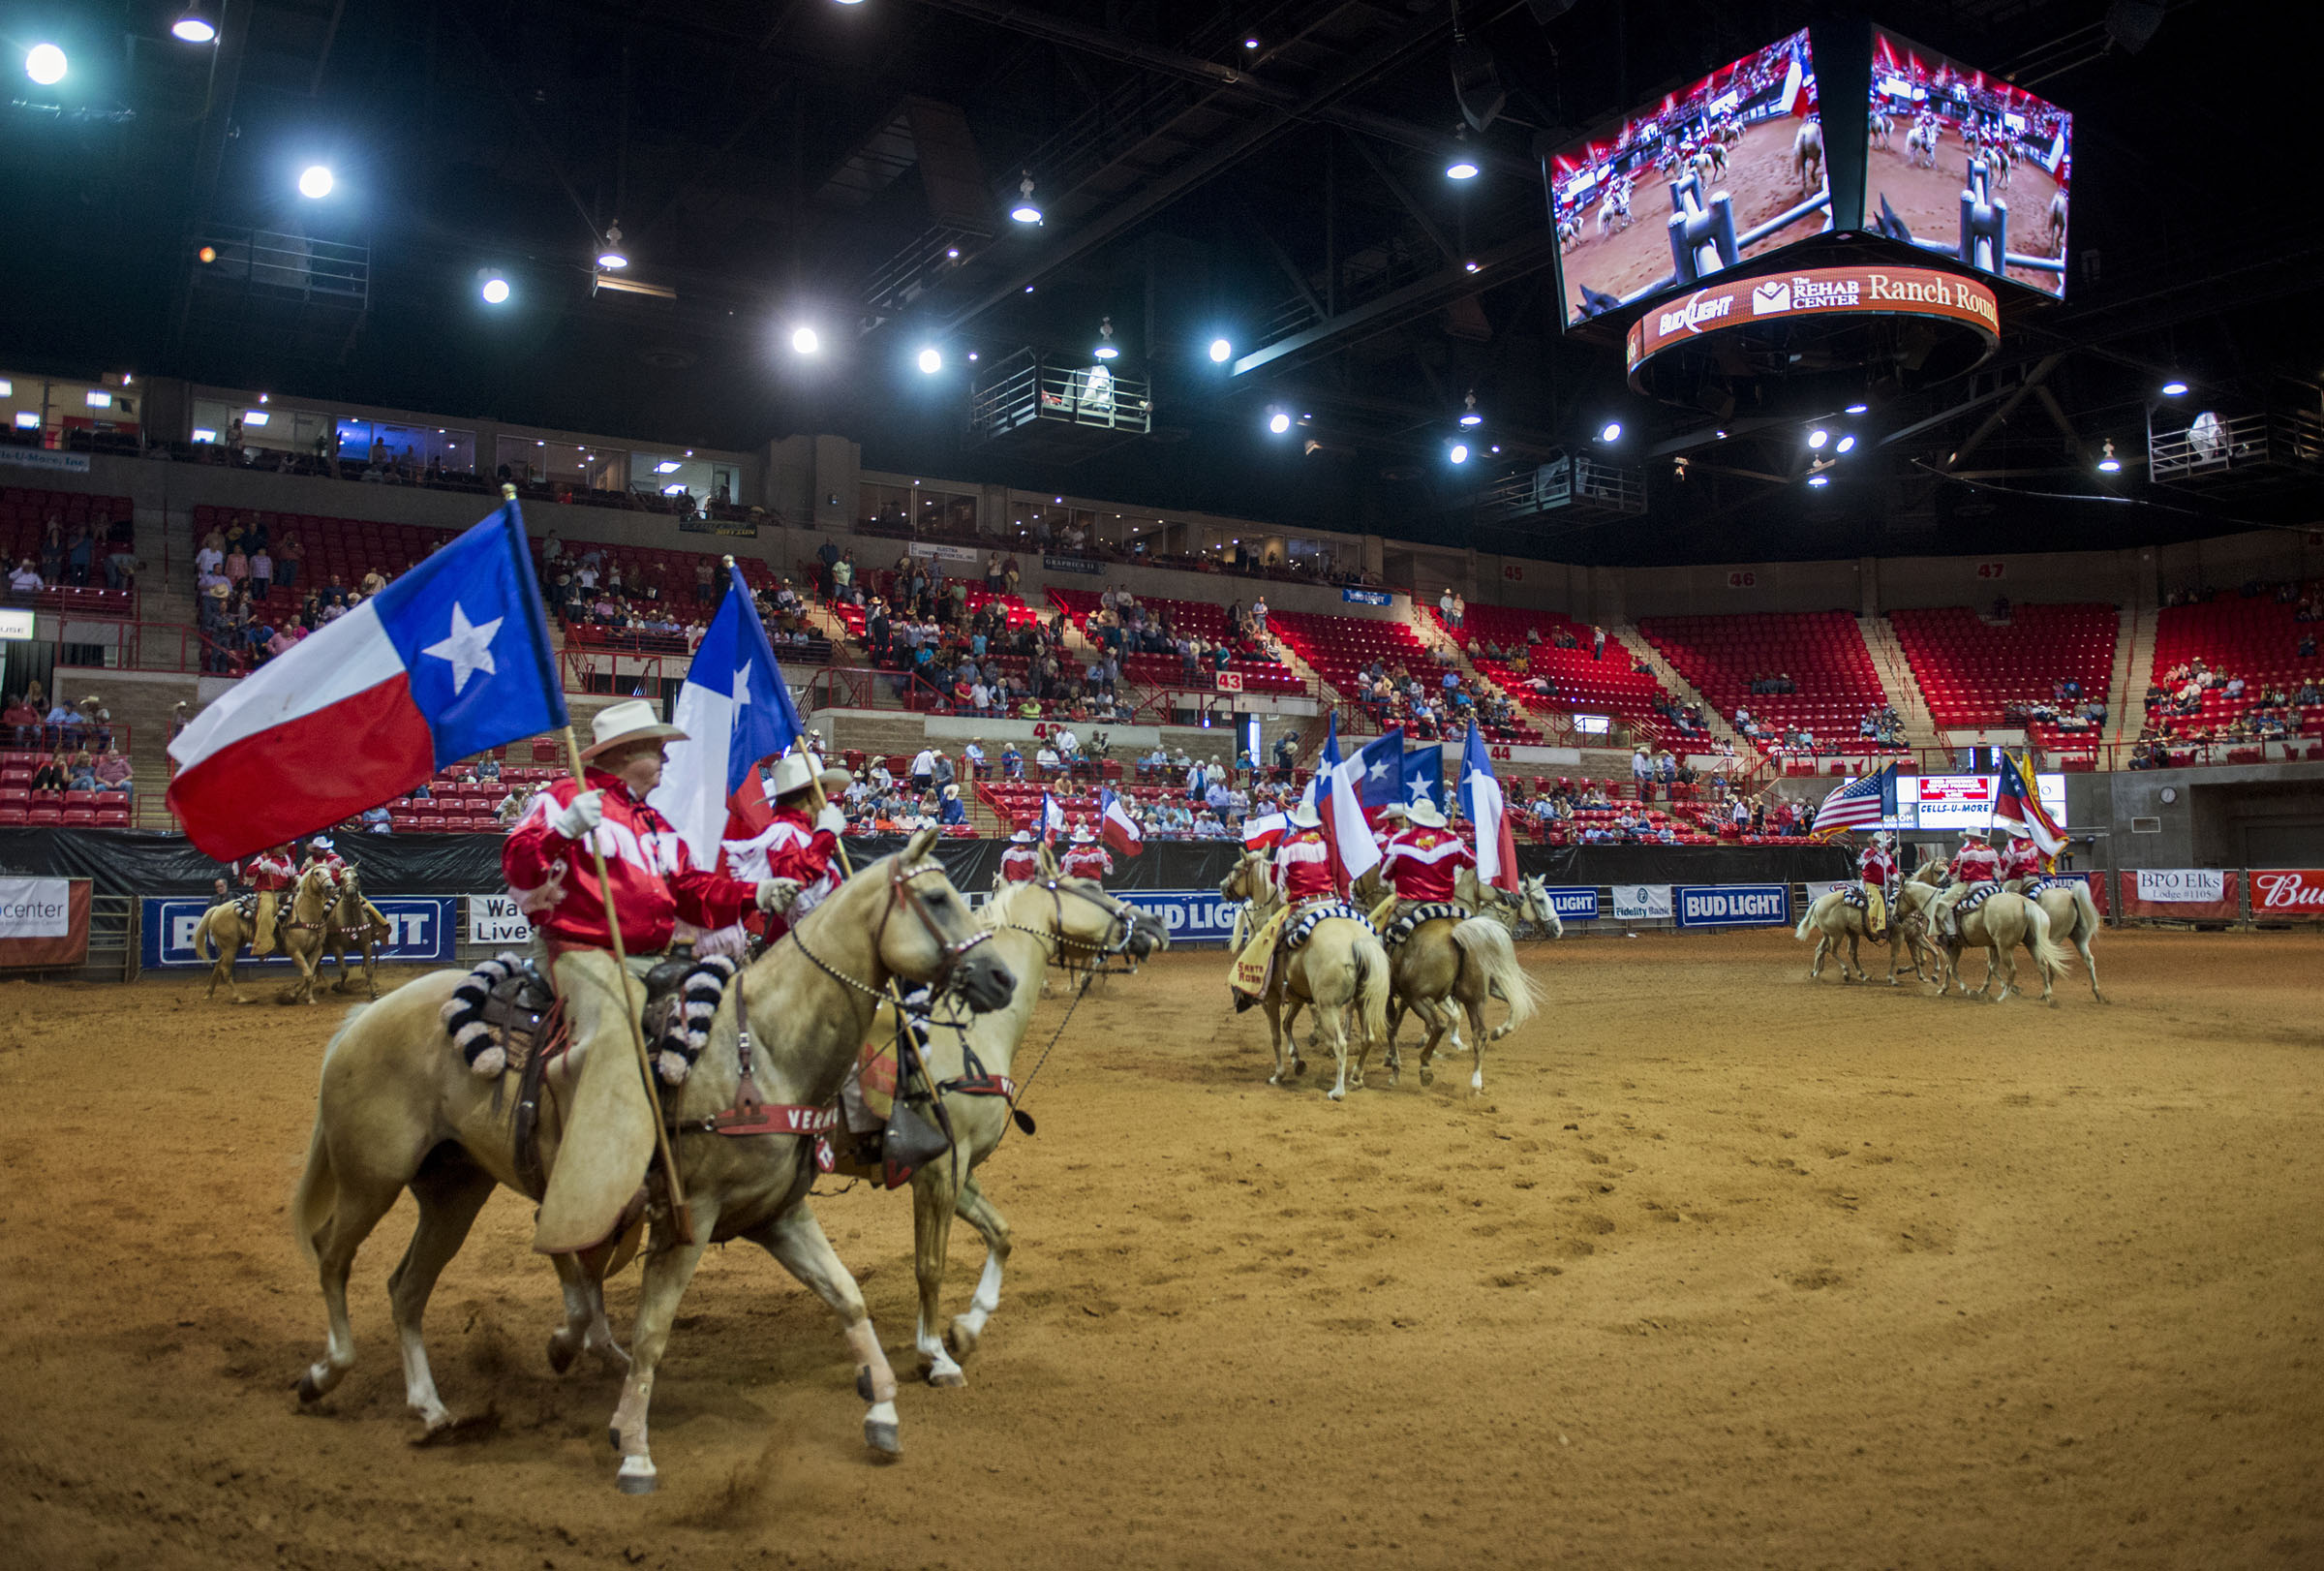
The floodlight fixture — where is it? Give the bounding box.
[596,223,628,269]
[1458,390,1483,427]
[1807,473,1830,487]
[171,4,219,43]
[1092,317,1118,360]
[1446,127,1480,181]
[1845,402,1869,415]
[917,347,943,374]
[654,460,682,474]
[791,325,820,355]
[1449,442,1471,464]
[1208,337,1233,363]
[1267,408,1292,436]
[1807,428,1830,450]
[24,44,65,85]
[1010,172,1043,224]
[297,165,335,200]
[478,270,510,304]
[1835,434,1856,454]
[2096,439,2122,473]
[1597,420,1622,443]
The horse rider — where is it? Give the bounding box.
[1930,828,2003,940]
[238,843,297,957]
[303,833,389,940]
[1856,830,1897,942]
[501,699,800,1256]
[1229,799,1336,1010]
[999,829,1042,885]
[1998,832,2045,889]
[1060,825,1114,882]
[1369,800,1406,864]
[721,750,852,939]
[1378,798,1474,928]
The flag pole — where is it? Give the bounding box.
[560,724,693,1240]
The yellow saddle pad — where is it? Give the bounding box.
[1231,907,1291,997]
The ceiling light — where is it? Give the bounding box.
[654,461,682,474]
[1463,260,1481,273]
[791,325,820,355]
[479,271,510,305]
[191,427,217,443]
[1010,172,1043,225]
[241,409,268,426]
[2160,381,2188,396]
[1458,390,1483,428]
[24,44,66,85]
[1598,421,1622,443]
[1267,409,1292,436]
[15,413,43,430]
[1489,445,1501,454]
[944,246,961,260]
[1835,434,1856,454]
[1244,36,1260,49]
[663,483,688,495]
[2096,439,2122,474]
[1845,402,1869,415]
[170,4,218,43]
[1093,316,1118,359]
[917,347,943,374]
[1807,428,1830,450]
[84,390,112,409]
[1449,442,1470,464]
[1807,473,1830,487]
[1208,337,1234,364]
[1447,126,1481,181]
[968,351,979,361]
[297,165,335,200]
[596,223,629,269]
[834,0,867,6]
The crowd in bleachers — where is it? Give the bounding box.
[1,488,140,615]
[2127,577,2324,765]
[0,680,134,823]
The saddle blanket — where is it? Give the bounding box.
[1953,881,2001,919]
[1383,902,1467,948]
[2017,878,2068,902]
[1838,886,1869,911]
[1285,902,1374,950]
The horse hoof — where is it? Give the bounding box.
[1419,1066,1434,1087]
[546,1331,579,1375]
[614,1457,658,1494]
[945,1319,980,1360]
[926,1369,966,1389]
[294,1370,324,1404]
[865,1402,902,1458]
[1327,1087,1345,1101]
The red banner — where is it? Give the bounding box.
[2250,870,2324,921]
[0,878,90,970]
[2119,870,2241,923]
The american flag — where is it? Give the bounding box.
[1812,764,1898,833]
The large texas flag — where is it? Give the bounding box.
[1458,720,1520,892]
[651,562,802,867]
[167,501,565,859]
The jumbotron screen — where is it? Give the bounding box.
[1549,28,1832,326]
[1865,27,2072,297]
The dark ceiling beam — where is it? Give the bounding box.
[1346,138,1457,266]
[934,13,1454,333]
[1946,354,2063,470]
[1230,229,1562,380]
[1236,200,1326,324]
[306,0,347,97]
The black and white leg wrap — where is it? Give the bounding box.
[653,954,737,1086]
[442,953,524,1077]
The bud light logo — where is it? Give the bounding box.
[1114,891,1244,943]
[1673,884,1790,928]
[1540,885,1599,920]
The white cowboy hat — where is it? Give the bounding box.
[1070,826,1095,843]
[1406,799,1449,829]
[942,783,959,799]
[1376,801,1409,820]
[1287,799,1322,829]
[310,834,334,850]
[578,698,688,759]
[769,751,852,798]
[1009,829,1034,843]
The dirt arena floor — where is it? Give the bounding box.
[1561,118,1832,321]
[1864,131,2066,296]
[4,926,2322,1570]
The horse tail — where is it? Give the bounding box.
[1454,917,1543,1042]
[194,909,217,964]
[2025,903,2073,980]
[291,1004,370,1265]
[1794,903,1817,941]
[2069,879,2101,945]
[1354,938,1391,1056]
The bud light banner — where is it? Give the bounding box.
[2251,870,2324,920]
[141,896,458,969]
[1112,889,1247,944]
[1674,883,1791,929]
[1539,885,1600,921]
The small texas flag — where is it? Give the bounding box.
[1098,786,1143,856]
[1039,790,1067,846]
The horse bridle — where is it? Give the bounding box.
[794,856,994,1003]
[992,877,1142,972]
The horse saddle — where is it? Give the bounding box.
[1285,902,1373,951]
[1839,886,1870,912]
[231,894,259,924]
[1953,882,2001,919]
[1383,902,1467,948]
[2018,878,2062,901]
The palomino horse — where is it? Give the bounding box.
[289,829,1015,1492]
[1375,892,1544,1094]
[858,858,1167,1387]
[2006,876,2105,1001]
[1869,108,1893,150]
[321,866,391,1000]
[1905,118,1939,169]
[273,864,340,1005]
[1794,117,1825,192]
[192,898,260,1002]
[1899,871,2070,1004]
[1793,886,1939,985]
[1220,850,1391,1100]
[2048,190,2068,256]
[1455,869,1568,942]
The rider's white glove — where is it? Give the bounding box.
[756,878,804,913]
[815,804,848,836]
[549,789,604,840]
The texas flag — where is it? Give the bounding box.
[1316,714,1383,895]
[651,562,802,868]
[1458,720,1519,892]
[1242,812,1289,852]
[1098,786,1143,856]
[167,501,565,860]
[1039,790,1067,845]
[1992,751,2065,856]
[1350,727,1408,821]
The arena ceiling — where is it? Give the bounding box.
[3,0,2316,564]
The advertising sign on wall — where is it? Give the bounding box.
[2250,870,2324,919]
[0,877,89,969]
[1610,884,1673,920]
[1893,772,2067,832]
[907,540,982,564]
[1627,264,1999,375]
[1110,890,1245,944]
[469,893,535,946]
[1043,555,1103,575]
[1341,588,1394,606]
[1674,883,1792,928]
[2134,869,2226,905]
[141,896,457,969]
[1539,886,1602,922]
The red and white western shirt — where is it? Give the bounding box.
[1949,844,2001,883]
[1998,841,2044,880]
[1381,825,1475,903]
[1000,844,1042,882]
[1060,844,1114,880]
[241,850,295,892]
[1857,845,1896,885]
[722,804,841,918]
[1273,826,1337,904]
[503,769,755,955]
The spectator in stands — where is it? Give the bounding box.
[2,693,39,744]
[363,804,394,833]
[411,780,433,802]
[359,567,386,599]
[1591,624,1606,660]
[695,559,717,603]
[92,745,132,793]
[1001,741,1024,780]
[1035,740,1061,778]
[475,755,502,783]
[105,535,138,592]
[939,784,967,826]
[194,531,224,584]
[8,558,42,596]
[30,751,68,792]
[224,540,249,590]
[275,533,303,590]
[2302,632,2318,661]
